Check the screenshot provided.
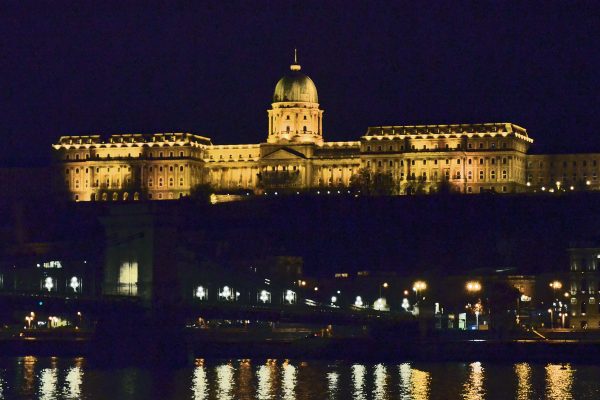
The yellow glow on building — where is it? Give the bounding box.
[53,58,600,200]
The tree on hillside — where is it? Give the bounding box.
[350,167,396,195]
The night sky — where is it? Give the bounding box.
[3,1,600,166]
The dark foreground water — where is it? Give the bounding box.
[0,357,599,399]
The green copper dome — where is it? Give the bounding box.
[273,64,319,103]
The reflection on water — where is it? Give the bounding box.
[327,371,339,399]
[373,364,387,400]
[38,367,57,400]
[281,359,296,400]
[0,357,599,399]
[462,361,485,400]
[192,360,209,400]
[546,364,574,400]
[216,362,234,400]
[352,364,366,399]
[238,359,253,399]
[63,365,82,399]
[515,363,532,400]
[22,355,37,396]
[399,362,430,400]
[256,362,273,400]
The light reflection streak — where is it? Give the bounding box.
[411,367,431,400]
[257,363,274,400]
[545,364,573,400]
[399,363,430,400]
[238,360,253,399]
[22,356,37,395]
[515,363,532,400]
[192,360,209,400]
[281,360,296,400]
[373,364,388,400]
[39,367,58,400]
[216,363,234,400]
[327,371,339,399]
[64,365,83,399]
[352,364,366,400]
[461,361,485,400]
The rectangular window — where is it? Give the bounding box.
[118,261,138,296]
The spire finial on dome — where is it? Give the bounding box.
[290,48,301,71]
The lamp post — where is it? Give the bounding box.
[549,281,562,299]
[549,281,562,328]
[379,282,388,300]
[548,308,554,329]
[413,281,427,304]
[466,281,482,329]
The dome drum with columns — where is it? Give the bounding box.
[54,52,599,202]
[268,55,323,145]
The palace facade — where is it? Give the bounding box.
[53,58,600,201]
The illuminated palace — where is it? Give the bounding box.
[54,57,600,201]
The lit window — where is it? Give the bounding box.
[195,286,208,300]
[42,277,56,292]
[284,290,297,305]
[118,261,138,296]
[69,276,82,293]
[258,290,271,303]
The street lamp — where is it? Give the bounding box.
[548,308,554,329]
[474,302,482,329]
[466,281,482,292]
[379,282,389,299]
[549,281,562,298]
[413,281,427,303]
[466,281,482,329]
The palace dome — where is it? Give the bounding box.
[273,64,318,103]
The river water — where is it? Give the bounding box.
[0,357,599,399]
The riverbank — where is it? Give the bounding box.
[2,335,600,364]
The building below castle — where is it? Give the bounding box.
[53,57,600,201]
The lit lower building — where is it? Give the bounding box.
[52,55,600,201]
[568,244,600,329]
